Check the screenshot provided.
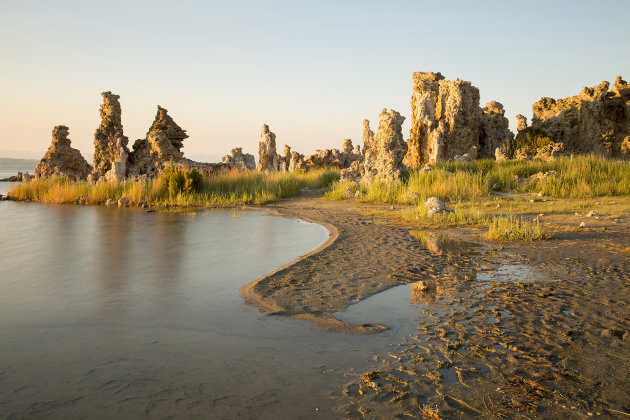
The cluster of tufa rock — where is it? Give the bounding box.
[28,72,630,187]
[33,92,257,183]
[403,72,513,168]
[528,75,630,158]
[256,125,362,173]
[222,147,256,170]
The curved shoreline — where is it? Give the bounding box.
[238,194,442,334]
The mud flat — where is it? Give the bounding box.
[243,192,630,418]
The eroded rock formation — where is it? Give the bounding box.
[34,125,92,181]
[404,72,514,167]
[128,106,189,177]
[222,147,256,170]
[90,92,129,181]
[362,109,407,182]
[257,124,278,172]
[529,75,630,157]
[479,101,514,158]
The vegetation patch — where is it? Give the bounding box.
[10,169,340,207]
[486,215,551,241]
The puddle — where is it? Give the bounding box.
[476,263,545,283]
[336,232,548,334]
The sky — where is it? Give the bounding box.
[0,0,628,161]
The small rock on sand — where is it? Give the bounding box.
[579,221,586,228]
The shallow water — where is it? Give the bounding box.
[337,231,547,338]
[0,200,405,418]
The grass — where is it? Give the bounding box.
[486,215,552,241]
[9,169,340,207]
[327,155,630,204]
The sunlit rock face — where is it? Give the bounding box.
[257,124,278,172]
[90,91,129,181]
[479,101,514,159]
[404,72,515,167]
[222,147,256,170]
[362,109,407,182]
[530,75,630,157]
[128,106,190,177]
[34,125,92,181]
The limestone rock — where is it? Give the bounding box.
[516,114,528,133]
[622,136,630,156]
[426,197,453,216]
[105,138,128,182]
[128,106,189,177]
[34,125,92,181]
[362,119,375,157]
[530,75,630,157]
[300,139,360,171]
[404,72,516,166]
[340,160,363,183]
[362,109,407,182]
[288,150,306,172]
[479,101,514,158]
[222,147,256,170]
[90,92,129,181]
[1,171,34,182]
[342,139,353,154]
[405,72,481,167]
[257,124,278,172]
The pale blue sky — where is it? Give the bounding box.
[1,0,628,161]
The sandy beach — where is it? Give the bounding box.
[242,191,630,418]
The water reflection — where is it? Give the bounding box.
[409,281,438,304]
[412,231,480,256]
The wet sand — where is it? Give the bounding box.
[242,191,630,418]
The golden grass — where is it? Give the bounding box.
[9,169,340,207]
[486,215,552,241]
[327,155,630,204]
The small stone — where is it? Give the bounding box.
[118,197,129,207]
[579,222,586,228]
[426,197,453,216]
[105,198,115,206]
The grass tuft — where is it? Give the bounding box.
[486,215,551,241]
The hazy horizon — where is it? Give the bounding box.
[1,0,629,162]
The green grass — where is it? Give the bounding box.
[486,215,552,241]
[327,155,630,204]
[9,169,340,207]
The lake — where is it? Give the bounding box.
[0,183,413,419]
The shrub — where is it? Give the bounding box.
[160,163,203,197]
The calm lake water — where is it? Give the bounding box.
[0,183,416,419]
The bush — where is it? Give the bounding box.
[160,163,203,197]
